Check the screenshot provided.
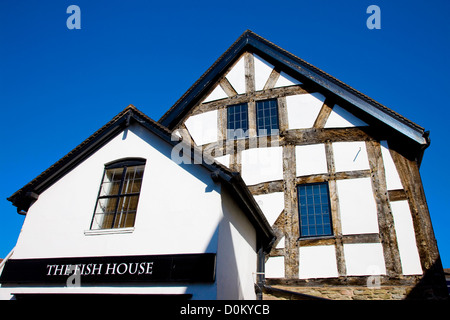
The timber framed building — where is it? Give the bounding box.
[158,31,447,300]
[1,30,448,300]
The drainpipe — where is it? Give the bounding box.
[255,246,265,300]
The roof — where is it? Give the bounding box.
[159,30,429,146]
[7,105,275,252]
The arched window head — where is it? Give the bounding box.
[90,158,146,230]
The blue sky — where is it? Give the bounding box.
[1,0,449,267]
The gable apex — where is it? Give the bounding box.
[158,30,428,146]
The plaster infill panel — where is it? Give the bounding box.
[324,104,368,128]
[295,143,328,177]
[286,92,326,129]
[241,147,283,185]
[332,141,370,173]
[390,200,422,275]
[380,140,403,190]
[343,243,387,276]
[225,56,246,95]
[298,245,339,279]
[253,192,284,226]
[337,177,379,235]
[184,110,218,146]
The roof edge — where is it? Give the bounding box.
[158,30,428,146]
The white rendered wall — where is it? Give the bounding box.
[217,188,257,300]
[7,123,265,300]
[344,243,386,276]
[337,177,379,235]
[286,93,326,129]
[333,141,370,172]
[184,110,218,146]
[298,245,339,279]
[324,104,368,128]
[295,144,328,177]
[241,147,284,185]
[380,140,403,190]
[253,192,284,226]
[390,200,422,275]
[13,124,224,260]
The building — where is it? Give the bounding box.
[0,106,274,300]
[157,30,447,300]
[1,30,448,300]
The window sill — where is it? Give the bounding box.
[84,227,135,236]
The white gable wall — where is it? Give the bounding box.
[217,187,258,299]
[5,123,265,299]
[13,123,224,259]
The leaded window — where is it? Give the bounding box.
[297,182,333,237]
[227,103,249,139]
[256,99,279,136]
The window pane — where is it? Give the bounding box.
[122,165,145,194]
[256,99,279,136]
[227,103,249,139]
[297,182,332,237]
[92,198,118,230]
[99,168,124,197]
[113,195,139,228]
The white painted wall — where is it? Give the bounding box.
[217,187,257,299]
[184,110,218,146]
[13,124,223,259]
[333,141,370,172]
[225,55,246,95]
[253,192,284,226]
[241,146,284,185]
[337,177,379,235]
[295,143,328,177]
[286,93,326,129]
[380,140,403,190]
[344,243,386,276]
[254,54,274,91]
[324,104,368,128]
[4,123,260,299]
[298,245,339,279]
[390,200,422,275]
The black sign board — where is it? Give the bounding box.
[0,253,216,284]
